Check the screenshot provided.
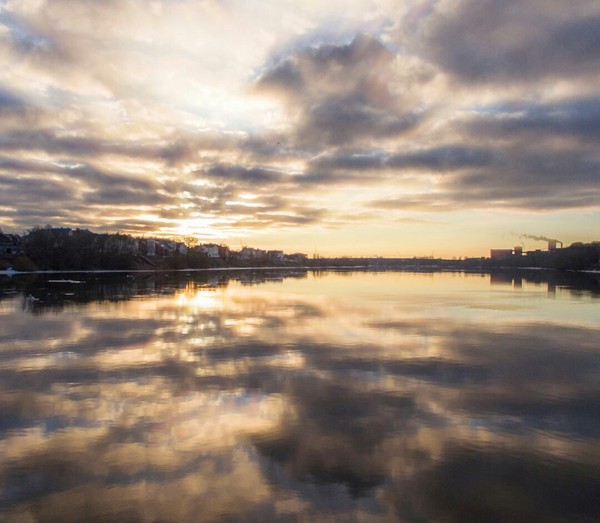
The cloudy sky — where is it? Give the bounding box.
[0,0,598,256]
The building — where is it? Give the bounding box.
[0,233,23,255]
[200,244,220,258]
[105,234,137,254]
[239,247,266,259]
[267,250,285,262]
[218,245,231,258]
[490,248,514,260]
[548,240,563,252]
[287,253,309,264]
[147,239,156,257]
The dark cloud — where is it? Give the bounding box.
[0,156,62,174]
[256,33,394,99]
[197,160,380,204]
[0,173,78,202]
[66,163,160,192]
[386,146,497,171]
[255,34,425,148]
[201,164,286,184]
[254,59,305,97]
[364,139,599,211]
[0,87,27,115]
[465,97,600,142]
[0,157,176,231]
[83,187,169,206]
[369,188,598,214]
[445,149,600,209]
[231,208,328,228]
[0,129,237,164]
[293,170,367,185]
[422,0,600,83]
[255,209,327,226]
[296,95,421,147]
[0,158,161,204]
[310,146,497,173]
[310,152,385,171]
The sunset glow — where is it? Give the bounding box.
[1,0,598,256]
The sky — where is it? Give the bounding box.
[0,0,598,257]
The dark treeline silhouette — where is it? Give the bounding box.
[23,226,137,270]
[1,225,599,272]
[2,225,307,271]
[311,243,600,272]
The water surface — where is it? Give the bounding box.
[0,270,599,522]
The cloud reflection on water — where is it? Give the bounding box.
[0,271,599,522]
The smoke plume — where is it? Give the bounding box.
[521,234,561,243]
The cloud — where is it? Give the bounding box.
[0,128,241,164]
[447,149,599,208]
[312,136,599,212]
[254,33,426,148]
[386,146,497,170]
[310,145,498,173]
[310,152,385,171]
[254,59,305,98]
[421,0,600,84]
[0,86,26,114]
[0,155,178,231]
[464,98,600,143]
[0,0,597,247]
[298,95,421,147]
[201,164,287,184]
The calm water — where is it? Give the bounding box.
[0,270,599,522]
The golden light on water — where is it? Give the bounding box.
[175,288,221,310]
[0,271,599,521]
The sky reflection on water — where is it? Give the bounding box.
[0,270,599,522]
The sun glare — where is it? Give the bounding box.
[176,290,220,311]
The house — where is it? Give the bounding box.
[105,234,137,254]
[147,239,157,257]
[287,253,308,264]
[239,247,266,259]
[267,250,285,262]
[199,244,220,258]
[161,241,188,256]
[0,233,23,255]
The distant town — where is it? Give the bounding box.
[1,226,599,272]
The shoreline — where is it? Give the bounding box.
[2,265,599,276]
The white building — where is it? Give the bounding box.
[147,239,156,257]
[239,247,265,259]
[200,244,220,258]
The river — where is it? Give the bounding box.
[0,269,599,522]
